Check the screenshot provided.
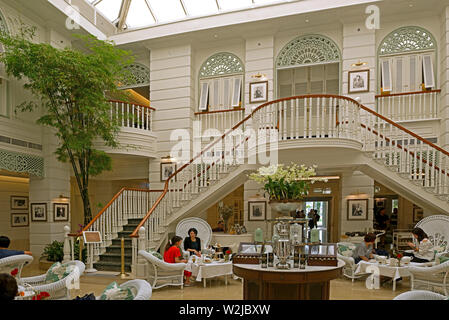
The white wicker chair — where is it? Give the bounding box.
[138,250,186,290]
[18,260,85,300]
[393,290,447,300]
[0,254,33,282]
[96,279,152,300]
[176,217,213,259]
[337,242,367,282]
[414,215,449,258]
[408,260,449,296]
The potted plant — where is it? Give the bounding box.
[249,164,327,216]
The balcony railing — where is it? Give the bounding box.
[109,100,155,132]
[375,90,440,122]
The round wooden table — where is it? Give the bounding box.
[233,260,344,300]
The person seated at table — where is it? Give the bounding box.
[184,228,202,257]
[404,227,434,263]
[0,273,18,301]
[163,236,193,286]
[0,236,32,259]
[212,220,225,232]
[353,233,376,264]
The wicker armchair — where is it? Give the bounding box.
[18,260,85,300]
[96,279,152,300]
[0,254,33,282]
[138,250,186,289]
[337,242,367,282]
[176,217,214,259]
[393,290,447,300]
[408,260,449,296]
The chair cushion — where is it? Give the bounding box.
[438,255,449,265]
[0,263,20,278]
[100,282,134,300]
[148,250,163,260]
[45,262,75,284]
[337,244,355,257]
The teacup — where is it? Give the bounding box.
[376,256,387,264]
[401,256,412,266]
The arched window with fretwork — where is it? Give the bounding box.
[378,26,437,94]
[198,52,244,111]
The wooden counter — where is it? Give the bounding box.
[233,260,344,300]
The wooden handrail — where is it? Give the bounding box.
[69,187,160,237]
[375,89,441,99]
[108,99,156,111]
[130,93,449,238]
[195,108,245,115]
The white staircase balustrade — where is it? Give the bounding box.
[376,90,440,122]
[70,188,162,267]
[195,108,245,136]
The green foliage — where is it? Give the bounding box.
[42,239,87,263]
[0,26,134,224]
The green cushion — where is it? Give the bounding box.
[337,245,349,254]
[148,250,163,260]
[45,262,75,284]
[100,281,134,300]
[439,255,449,264]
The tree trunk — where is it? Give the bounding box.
[81,187,93,226]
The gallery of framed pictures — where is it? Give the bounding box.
[348,69,370,94]
[248,201,266,221]
[11,195,29,210]
[413,206,424,223]
[249,81,268,104]
[54,203,69,222]
[31,203,47,222]
[161,162,177,182]
[11,212,29,227]
[347,199,368,220]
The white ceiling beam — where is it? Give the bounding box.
[109,0,381,45]
[117,0,132,31]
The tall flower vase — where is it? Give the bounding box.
[269,201,302,218]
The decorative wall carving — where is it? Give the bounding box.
[379,26,436,56]
[0,149,44,177]
[199,52,244,79]
[120,63,150,89]
[276,35,341,68]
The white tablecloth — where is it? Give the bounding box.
[354,260,419,281]
[185,258,233,282]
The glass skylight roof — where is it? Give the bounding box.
[87,0,291,31]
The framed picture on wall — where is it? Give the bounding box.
[248,201,266,221]
[249,81,268,104]
[53,203,69,222]
[31,203,47,222]
[160,162,177,182]
[11,196,29,210]
[347,199,368,220]
[348,69,370,94]
[11,212,29,227]
[413,206,424,223]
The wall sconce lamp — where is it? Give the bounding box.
[161,155,176,163]
[251,73,267,80]
[351,60,368,67]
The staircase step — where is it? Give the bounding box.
[112,238,132,246]
[127,218,143,225]
[93,261,131,272]
[98,253,132,263]
[106,245,133,254]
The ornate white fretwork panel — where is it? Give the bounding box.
[199,52,244,79]
[0,11,8,34]
[276,35,341,68]
[379,26,436,56]
[121,63,150,89]
[0,149,44,177]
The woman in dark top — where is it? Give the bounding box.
[184,228,202,257]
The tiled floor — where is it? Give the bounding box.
[21,261,411,300]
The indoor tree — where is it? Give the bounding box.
[0,26,133,225]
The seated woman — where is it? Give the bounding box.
[184,228,202,257]
[405,227,434,263]
[352,233,376,264]
[163,236,193,286]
